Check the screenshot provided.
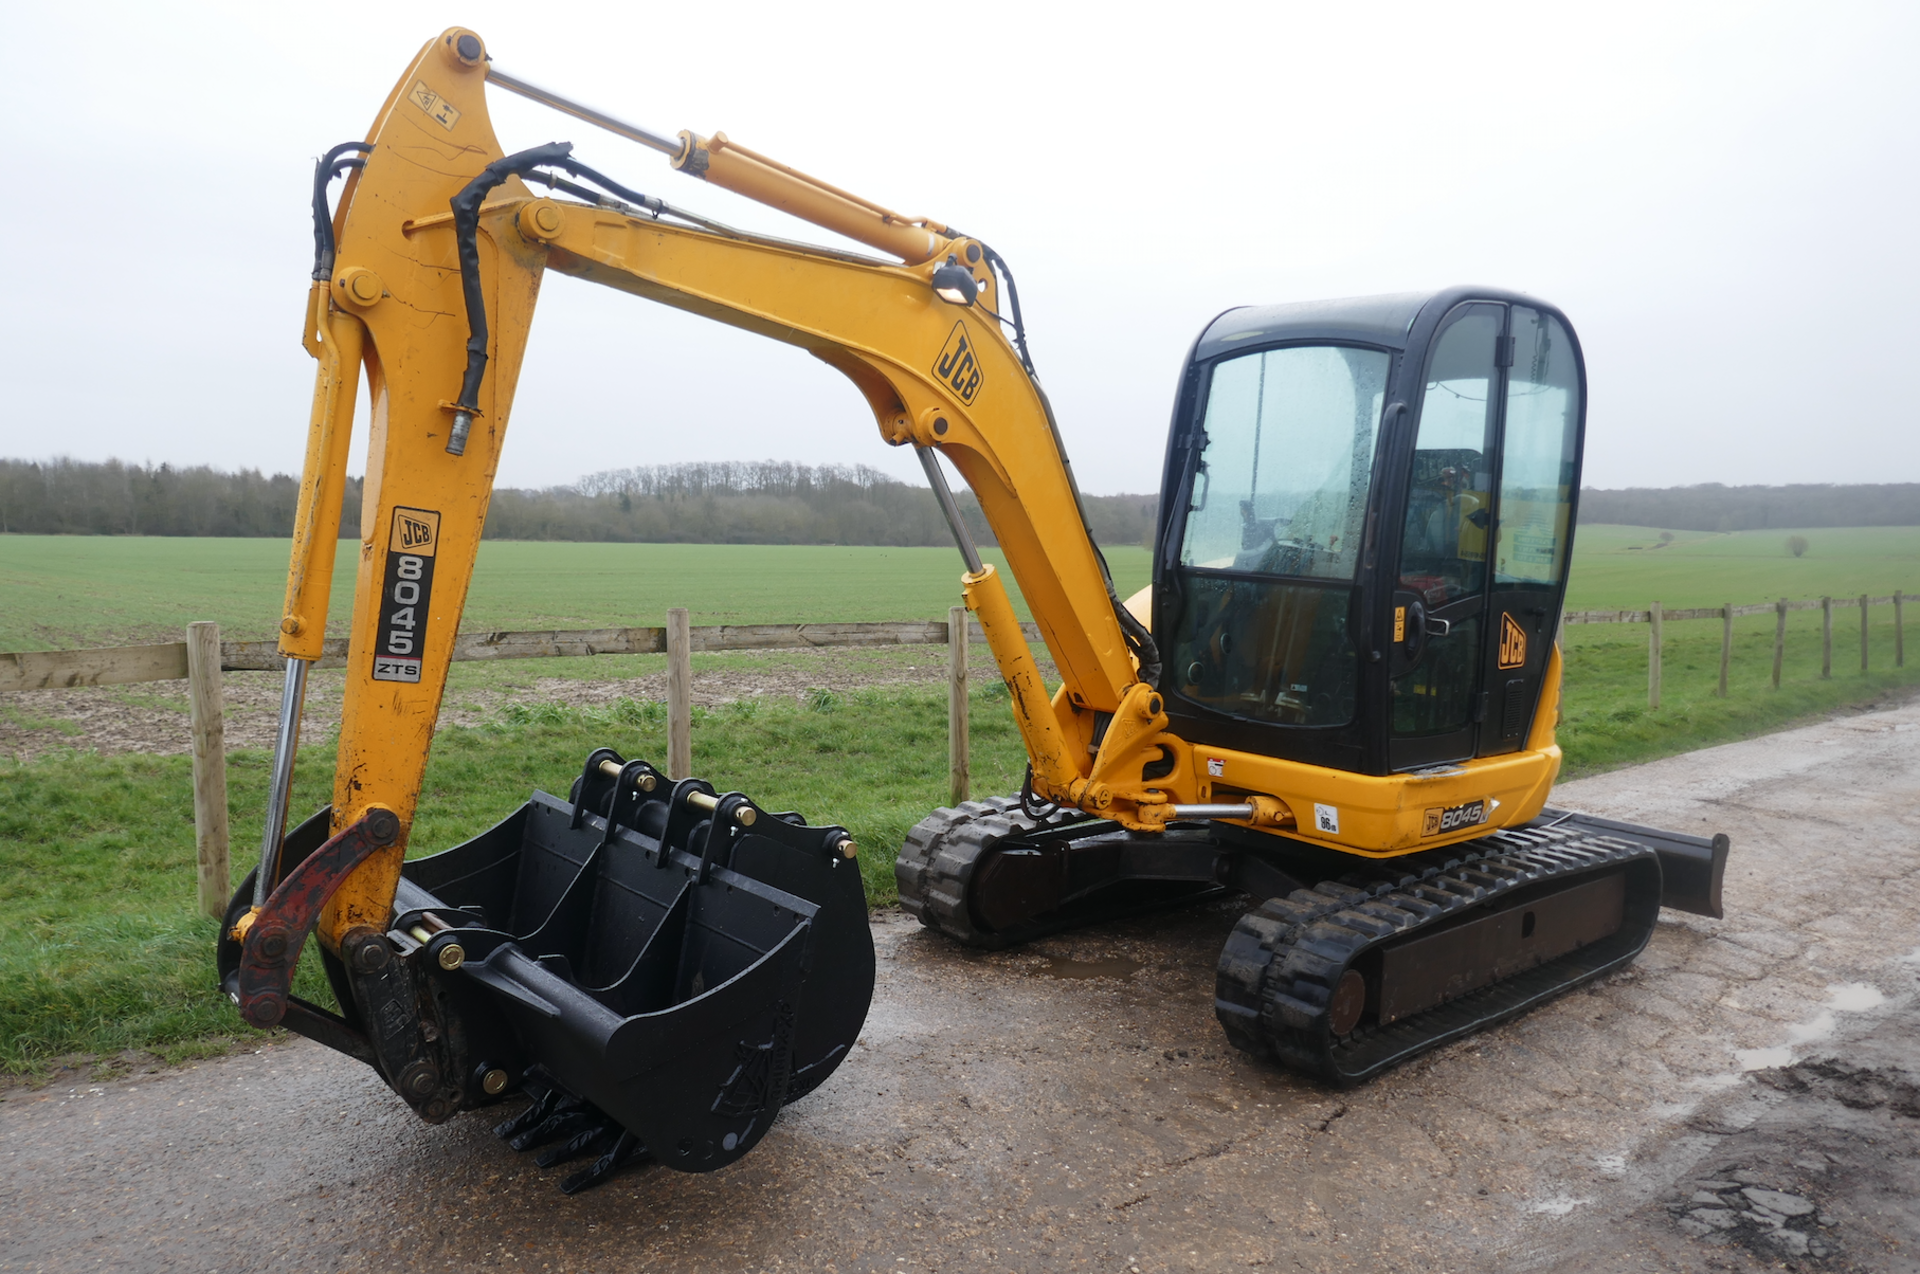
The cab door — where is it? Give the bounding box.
[1478,305,1582,755]
[1388,303,1504,770]
[1386,300,1585,769]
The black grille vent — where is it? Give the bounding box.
[1501,678,1530,739]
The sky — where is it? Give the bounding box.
[2,1,1915,495]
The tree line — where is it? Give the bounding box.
[1578,483,1920,531]
[11,458,1911,545]
[0,457,1157,549]
[0,457,364,537]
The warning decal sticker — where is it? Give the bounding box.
[408,81,463,131]
[372,507,441,684]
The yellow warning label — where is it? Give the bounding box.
[408,80,462,131]
[1499,612,1527,669]
[1393,606,1406,644]
[390,507,440,557]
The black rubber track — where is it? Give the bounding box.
[1214,823,1663,1086]
[895,797,1088,949]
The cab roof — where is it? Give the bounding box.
[1192,286,1537,363]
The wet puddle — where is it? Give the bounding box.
[1031,955,1143,981]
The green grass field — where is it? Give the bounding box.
[1566,524,1920,610]
[0,537,1151,651]
[4,522,1920,1074]
[4,525,1911,652]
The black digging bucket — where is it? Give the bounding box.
[386,749,875,1182]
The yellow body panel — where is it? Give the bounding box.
[284,29,1571,946]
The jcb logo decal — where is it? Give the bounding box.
[1499,612,1527,669]
[934,321,984,405]
[392,508,440,556]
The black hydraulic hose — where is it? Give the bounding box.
[449,143,692,455]
[980,244,1035,377]
[450,141,577,427]
[310,142,373,282]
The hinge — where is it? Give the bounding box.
[1495,336,1515,368]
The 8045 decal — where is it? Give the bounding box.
[1421,798,1488,837]
[372,507,440,684]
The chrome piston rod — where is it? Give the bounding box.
[1169,803,1257,820]
[253,657,309,905]
[487,67,683,158]
[916,445,985,575]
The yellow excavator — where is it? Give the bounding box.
[221,28,1729,1191]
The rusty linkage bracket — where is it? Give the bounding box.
[231,808,400,1029]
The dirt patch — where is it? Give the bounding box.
[1626,992,1920,1272]
[0,646,1044,762]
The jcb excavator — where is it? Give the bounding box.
[222,27,1729,1191]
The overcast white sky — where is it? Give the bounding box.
[2,1,1914,494]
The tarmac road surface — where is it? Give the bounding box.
[4,701,1918,1273]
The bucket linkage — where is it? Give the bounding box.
[219,748,876,1192]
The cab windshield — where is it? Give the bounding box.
[1170,344,1391,727]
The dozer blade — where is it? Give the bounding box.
[220,749,875,1190]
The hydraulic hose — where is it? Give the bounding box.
[311,142,373,283]
[448,143,688,455]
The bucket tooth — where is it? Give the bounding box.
[561,1129,646,1196]
[535,1123,616,1169]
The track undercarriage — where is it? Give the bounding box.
[897,798,1727,1084]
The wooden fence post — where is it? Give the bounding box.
[948,605,970,806]
[186,621,230,919]
[1772,599,1786,689]
[1897,590,1906,668]
[1821,596,1832,680]
[1648,601,1663,710]
[666,607,691,780]
[1717,603,1732,697]
[1860,594,1870,674]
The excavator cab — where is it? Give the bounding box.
[1155,288,1582,776]
[904,289,1729,1083]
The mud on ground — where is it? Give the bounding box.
[0,645,1043,762]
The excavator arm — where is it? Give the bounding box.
[261,26,1219,962]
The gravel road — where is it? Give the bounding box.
[3,702,1917,1273]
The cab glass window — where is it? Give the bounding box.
[1170,344,1389,728]
[1180,345,1391,582]
[1398,307,1501,607]
[1494,307,1579,588]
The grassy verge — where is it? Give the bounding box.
[1557,604,1920,774]
[0,684,1031,1076]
